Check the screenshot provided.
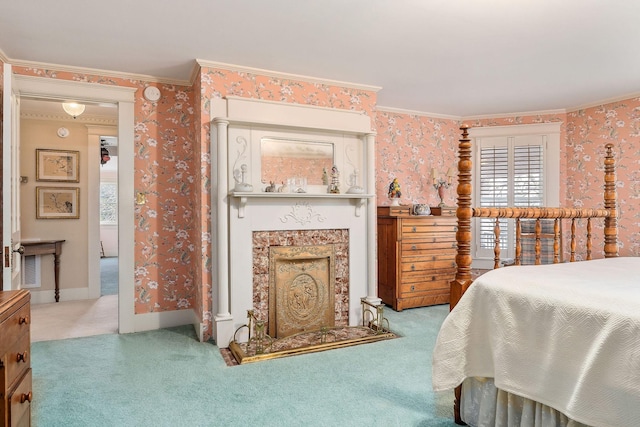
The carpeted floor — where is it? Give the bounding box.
[100,256,118,296]
[31,304,457,427]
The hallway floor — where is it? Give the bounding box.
[31,295,118,342]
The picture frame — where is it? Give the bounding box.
[36,187,80,219]
[36,149,80,182]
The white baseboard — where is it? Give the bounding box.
[29,287,90,304]
[133,308,200,336]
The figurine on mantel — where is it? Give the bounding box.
[233,164,253,192]
[264,181,276,192]
[388,178,402,206]
[328,165,340,194]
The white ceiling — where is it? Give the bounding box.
[2,0,640,117]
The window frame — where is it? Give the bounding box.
[469,123,561,269]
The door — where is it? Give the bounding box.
[2,63,22,290]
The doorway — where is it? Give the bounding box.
[11,74,136,335]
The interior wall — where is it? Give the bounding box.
[20,118,89,296]
[13,66,198,316]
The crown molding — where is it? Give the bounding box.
[0,48,8,63]
[376,105,461,121]
[462,108,567,121]
[20,111,117,126]
[8,58,190,87]
[567,91,640,113]
[196,59,382,93]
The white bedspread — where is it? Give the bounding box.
[432,257,640,427]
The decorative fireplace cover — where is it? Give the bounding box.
[268,245,335,338]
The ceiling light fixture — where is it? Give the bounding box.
[62,102,86,119]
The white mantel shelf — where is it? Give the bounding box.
[230,192,374,218]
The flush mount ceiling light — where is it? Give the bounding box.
[62,102,86,119]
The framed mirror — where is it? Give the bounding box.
[260,138,334,186]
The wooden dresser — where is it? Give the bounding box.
[377,206,457,311]
[0,290,32,427]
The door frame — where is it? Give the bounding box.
[14,74,136,333]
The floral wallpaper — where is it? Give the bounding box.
[566,99,640,257]
[375,111,460,207]
[12,66,198,315]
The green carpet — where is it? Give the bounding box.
[31,304,456,427]
[100,257,118,296]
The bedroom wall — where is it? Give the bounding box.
[566,98,640,257]
[12,67,198,315]
[375,110,460,207]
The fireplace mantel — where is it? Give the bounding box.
[210,97,379,348]
[230,192,374,218]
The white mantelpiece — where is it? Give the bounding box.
[210,97,378,348]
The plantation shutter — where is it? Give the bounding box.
[476,136,546,258]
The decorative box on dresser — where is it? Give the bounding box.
[0,290,32,427]
[377,206,457,311]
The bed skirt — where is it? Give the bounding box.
[461,378,591,427]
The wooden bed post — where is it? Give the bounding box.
[451,125,474,312]
[452,124,472,425]
[603,143,619,257]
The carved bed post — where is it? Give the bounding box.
[603,143,619,257]
[451,125,474,311]
[452,125,473,426]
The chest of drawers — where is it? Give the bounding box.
[0,290,32,427]
[377,206,456,311]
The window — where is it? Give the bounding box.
[100,182,118,224]
[470,124,560,267]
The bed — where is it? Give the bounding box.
[431,126,639,427]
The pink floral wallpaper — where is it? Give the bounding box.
[566,99,640,257]
[12,66,198,315]
[375,111,460,207]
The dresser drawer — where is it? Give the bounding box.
[401,268,456,284]
[401,222,457,239]
[5,334,30,391]
[0,303,30,353]
[400,256,456,273]
[400,278,451,295]
[400,239,456,256]
[9,369,32,427]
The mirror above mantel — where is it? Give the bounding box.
[260,137,334,186]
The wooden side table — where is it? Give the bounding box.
[21,240,65,302]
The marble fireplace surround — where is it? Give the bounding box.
[210,97,379,348]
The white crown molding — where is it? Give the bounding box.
[462,108,567,122]
[20,111,117,125]
[376,105,461,121]
[196,59,382,93]
[567,91,640,113]
[0,48,8,63]
[8,58,190,87]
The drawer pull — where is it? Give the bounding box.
[410,264,415,271]
[17,351,28,363]
[432,276,436,281]
[19,315,29,325]
[432,256,436,261]
[411,226,417,232]
[411,285,415,291]
[20,391,33,404]
[411,245,417,250]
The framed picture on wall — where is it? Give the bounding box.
[36,149,80,182]
[36,187,80,219]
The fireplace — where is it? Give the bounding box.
[210,97,379,348]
